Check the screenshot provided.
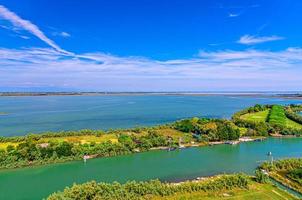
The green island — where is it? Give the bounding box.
[47,172,299,200]
[1,104,302,170]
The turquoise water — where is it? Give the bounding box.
[0,137,301,200]
[0,95,301,136]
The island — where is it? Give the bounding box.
[0,104,302,170]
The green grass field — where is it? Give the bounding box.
[240,108,302,130]
[286,118,302,129]
[152,183,299,200]
[240,110,269,122]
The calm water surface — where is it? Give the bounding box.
[1,95,302,199]
[0,137,301,200]
[1,95,301,136]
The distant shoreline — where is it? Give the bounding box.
[0,91,301,99]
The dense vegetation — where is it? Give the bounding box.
[0,130,175,169]
[260,158,302,193]
[261,158,302,172]
[47,174,249,200]
[287,168,302,185]
[285,105,302,125]
[173,118,240,141]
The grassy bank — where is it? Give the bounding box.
[260,158,302,194]
[152,183,297,200]
[46,174,298,200]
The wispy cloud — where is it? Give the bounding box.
[52,31,71,38]
[228,13,240,17]
[19,35,30,39]
[0,47,301,91]
[238,34,284,45]
[0,5,71,54]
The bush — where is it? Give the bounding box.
[285,109,302,124]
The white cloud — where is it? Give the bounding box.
[0,47,302,91]
[0,5,71,55]
[238,34,284,45]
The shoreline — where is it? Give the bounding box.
[0,91,301,98]
[0,136,274,172]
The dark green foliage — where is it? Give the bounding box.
[255,169,270,183]
[254,122,269,136]
[287,168,302,184]
[280,127,302,136]
[285,109,302,125]
[216,122,240,141]
[47,174,249,200]
[173,118,240,141]
[173,117,200,133]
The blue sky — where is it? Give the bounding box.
[0,0,302,91]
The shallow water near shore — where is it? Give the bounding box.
[0,95,301,136]
[0,137,301,200]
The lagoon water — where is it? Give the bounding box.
[0,95,302,199]
[0,137,301,200]
[0,95,301,136]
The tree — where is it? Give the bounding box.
[55,142,74,157]
[255,169,270,183]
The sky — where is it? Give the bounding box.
[0,0,302,92]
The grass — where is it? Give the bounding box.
[240,107,302,129]
[286,118,302,129]
[151,182,299,200]
[268,105,286,127]
[240,110,269,122]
